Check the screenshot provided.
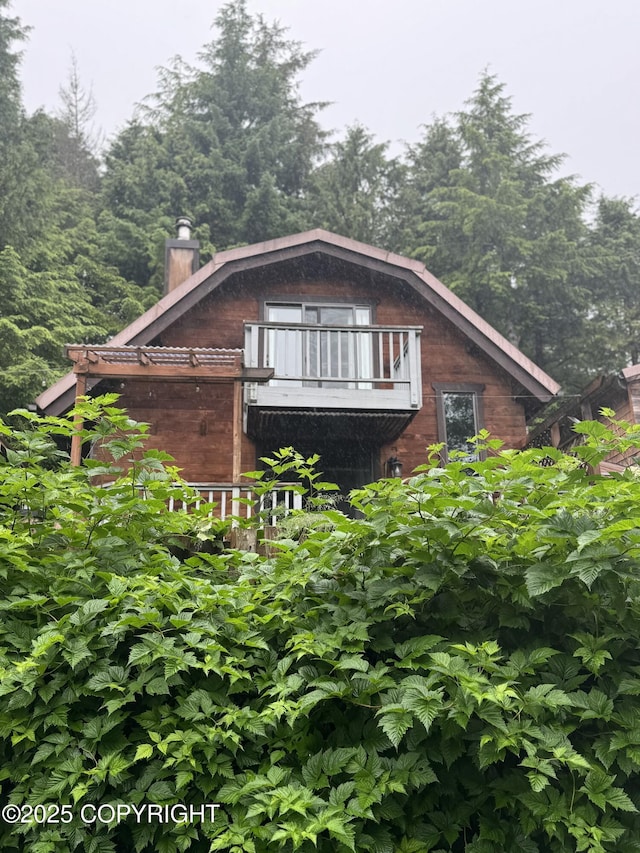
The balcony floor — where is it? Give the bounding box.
[248,383,417,411]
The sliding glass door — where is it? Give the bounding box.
[266,303,372,388]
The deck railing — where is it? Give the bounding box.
[244,322,422,410]
[166,482,303,524]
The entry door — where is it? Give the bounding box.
[320,445,374,495]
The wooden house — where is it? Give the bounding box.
[37,226,559,508]
[527,367,640,474]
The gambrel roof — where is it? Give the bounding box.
[37,229,560,415]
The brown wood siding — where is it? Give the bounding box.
[374,285,524,475]
[599,386,636,468]
[115,273,527,481]
[629,382,640,424]
[106,379,252,483]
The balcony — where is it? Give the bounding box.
[243,323,422,413]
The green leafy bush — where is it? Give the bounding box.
[3,405,640,851]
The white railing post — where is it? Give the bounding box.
[244,324,258,368]
[408,329,422,408]
[398,332,406,379]
[231,486,240,525]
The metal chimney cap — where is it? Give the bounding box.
[176,216,193,240]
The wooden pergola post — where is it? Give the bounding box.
[69,372,87,467]
[232,378,243,483]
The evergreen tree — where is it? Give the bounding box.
[54,52,101,190]
[99,0,326,289]
[406,74,591,389]
[3,2,638,403]
[0,6,98,255]
[398,118,463,257]
[0,5,148,412]
[582,196,640,371]
[0,245,109,413]
[0,0,39,252]
[308,124,404,245]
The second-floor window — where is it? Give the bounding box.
[266,302,371,326]
[265,302,372,387]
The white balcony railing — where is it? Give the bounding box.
[244,323,422,410]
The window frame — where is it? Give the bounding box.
[432,382,485,462]
[263,299,376,388]
[260,296,377,324]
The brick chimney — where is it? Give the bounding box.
[164,216,200,294]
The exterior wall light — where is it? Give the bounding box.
[387,456,403,478]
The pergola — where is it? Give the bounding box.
[65,345,272,477]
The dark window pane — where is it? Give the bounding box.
[303,306,318,324]
[443,392,477,455]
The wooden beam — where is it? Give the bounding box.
[241,367,275,382]
[65,346,244,377]
[74,358,92,375]
[71,363,242,380]
[70,373,87,467]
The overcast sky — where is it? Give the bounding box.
[11,0,640,202]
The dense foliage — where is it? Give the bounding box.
[3,402,640,851]
[2,0,640,410]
